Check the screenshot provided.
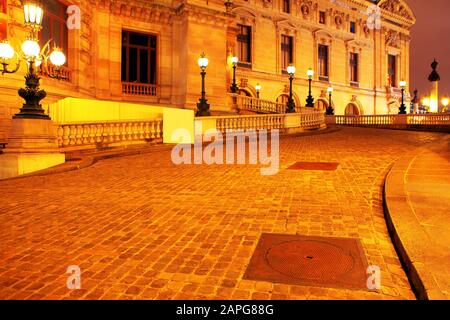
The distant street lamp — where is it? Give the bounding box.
[286,64,296,113]
[0,0,68,120]
[196,52,211,116]
[306,68,315,108]
[399,80,407,114]
[442,97,449,111]
[326,86,334,115]
[255,83,261,99]
[230,56,239,93]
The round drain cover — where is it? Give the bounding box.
[266,240,355,280]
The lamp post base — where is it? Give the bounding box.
[286,101,296,113]
[0,118,65,179]
[196,100,211,117]
[306,96,315,108]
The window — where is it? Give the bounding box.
[40,0,68,63]
[1,0,6,14]
[318,44,329,80]
[350,21,356,34]
[121,31,157,84]
[283,0,291,14]
[237,24,252,66]
[319,11,326,24]
[350,52,358,83]
[281,35,294,72]
[388,54,397,87]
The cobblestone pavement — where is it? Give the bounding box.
[0,127,446,300]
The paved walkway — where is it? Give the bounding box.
[385,136,450,300]
[0,127,446,300]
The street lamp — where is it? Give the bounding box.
[306,68,314,108]
[0,0,68,120]
[326,86,334,115]
[230,56,238,93]
[399,80,407,114]
[255,83,261,99]
[196,52,211,117]
[286,64,296,113]
[442,97,449,111]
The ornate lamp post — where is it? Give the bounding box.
[326,86,334,115]
[306,68,315,108]
[0,0,67,120]
[399,80,407,114]
[230,56,238,93]
[196,52,211,117]
[286,64,296,113]
[255,83,261,99]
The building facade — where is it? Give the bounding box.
[0,0,416,140]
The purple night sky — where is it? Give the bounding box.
[408,0,450,98]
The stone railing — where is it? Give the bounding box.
[122,82,158,96]
[57,119,163,149]
[326,114,450,131]
[298,112,326,128]
[231,94,313,114]
[235,94,286,114]
[196,111,325,135]
[408,114,450,126]
[216,114,285,131]
[328,114,396,126]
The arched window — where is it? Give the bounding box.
[316,99,328,112]
[238,89,252,97]
[276,94,289,105]
[345,103,360,115]
[40,0,68,63]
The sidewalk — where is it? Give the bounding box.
[384,136,450,300]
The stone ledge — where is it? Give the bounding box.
[383,138,450,300]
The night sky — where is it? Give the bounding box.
[408,0,450,98]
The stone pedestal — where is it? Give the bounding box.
[0,118,65,179]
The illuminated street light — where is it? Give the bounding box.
[196,52,211,117]
[0,1,68,119]
[255,83,261,99]
[230,56,238,93]
[326,86,334,115]
[399,80,407,114]
[286,64,296,113]
[306,68,314,108]
[442,97,449,111]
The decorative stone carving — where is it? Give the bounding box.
[333,11,345,29]
[239,78,248,88]
[298,0,312,18]
[385,30,400,48]
[380,0,414,21]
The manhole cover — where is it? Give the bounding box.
[244,233,368,290]
[288,162,339,171]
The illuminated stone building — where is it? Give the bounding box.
[0,0,416,141]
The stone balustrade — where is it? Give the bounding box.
[197,111,325,135]
[326,114,450,131]
[407,114,450,125]
[122,82,158,96]
[234,94,286,114]
[230,94,315,115]
[57,119,163,149]
[216,114,285,131]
